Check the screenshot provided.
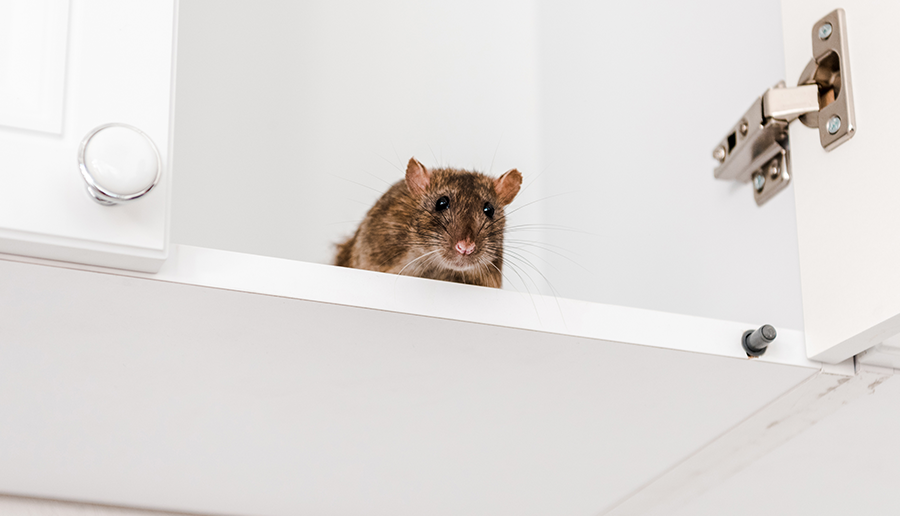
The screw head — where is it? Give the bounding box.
[739,120,749,136]
[818,22,833,40]
[826,115,842,134]
[713,146,726,162]
[752,172,766,192]
[768,161,780,179]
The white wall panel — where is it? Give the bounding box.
[171,0,542,268]
[171,0,803,330]
[535,0,802,330]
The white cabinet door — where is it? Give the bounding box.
[781,0,900,363]
[0,0,176,272]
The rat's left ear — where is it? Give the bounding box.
[494,168,522,205]
[405,157,431,196]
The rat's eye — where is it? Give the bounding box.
[483,202,495,219]
[435,196,450,212]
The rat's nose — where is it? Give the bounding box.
[455,240,476,255]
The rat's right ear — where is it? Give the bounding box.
[405,157,431,196]
[494,168,523,205]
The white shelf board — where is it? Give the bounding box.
[2,244,820,369]
[0,247,835,516]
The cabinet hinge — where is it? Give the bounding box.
[712,8,855,206]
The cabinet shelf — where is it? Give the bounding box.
[0,247,835,516]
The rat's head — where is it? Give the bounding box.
[404,157,522,272]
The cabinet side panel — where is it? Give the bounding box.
[784,0,900,362]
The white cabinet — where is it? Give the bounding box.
[0,247,864,516]
[784,0,900,363]
[0,0,176,272]
[1,0,898,515]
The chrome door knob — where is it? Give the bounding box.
[78,123,162,205]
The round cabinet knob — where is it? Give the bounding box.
[78,123,162,205]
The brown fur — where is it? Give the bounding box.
[335,158,522,288]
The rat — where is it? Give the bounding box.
[335,157,522,288]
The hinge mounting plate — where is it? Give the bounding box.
[712,8,855,206]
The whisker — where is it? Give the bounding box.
[428,212,454,240]
[505,245,556,269]
[519,163,552,194]
[395,249,442,278]
[367,171,394,187]
[505,251,561,296]
[505,238,579,252]
[503,254,542,294]
[390,140,404,171]
[503,224,597,236]
[328,172,383,194]
[373,152,403,174]
[500,191,579,219]
[505,240,593,275]
[488,134,503,175]
[487,261,525,298]
[504,252,568,329]
[498,257,542,325]
[427,144,440,168]
[344,198,377,207]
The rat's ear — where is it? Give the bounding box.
[405,157,431,196]
[494,168,522,205]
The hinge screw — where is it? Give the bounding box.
[713,146,726,162]
[826,115,842,134]
[818,22,833,40]
[768,161,780,179]
[752,172,766,192]
[739,120,749,136]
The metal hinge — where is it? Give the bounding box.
[712,9,855,206]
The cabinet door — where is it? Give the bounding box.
[0,0,176,272]
[782,0,900,362]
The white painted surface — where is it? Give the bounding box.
[671,370,900,516]
[784,0,900,362]
[0,0,176,272]
[0,0,69,134]
[171,0,804,330]
[604,366,891,515]
[3,0,896,514]
[0,244,818,369]
[534,0,803,331]
[171,0,542,269]
[857,333,900,369]
[0,253,817,516]
[0,495,198,516]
